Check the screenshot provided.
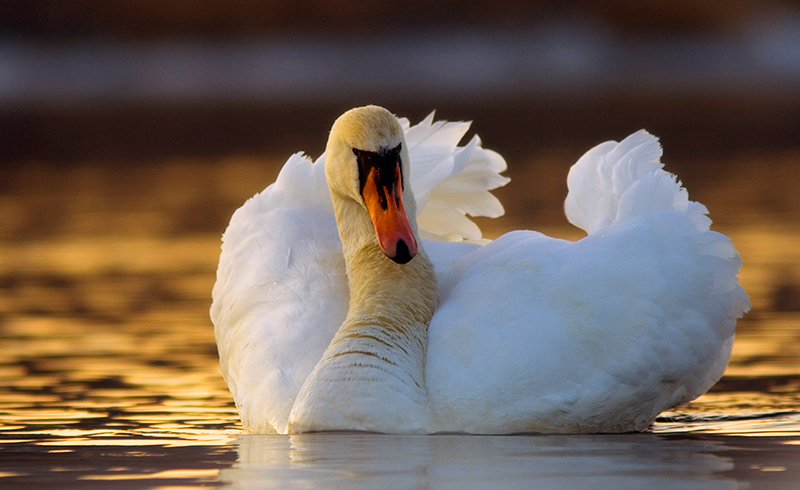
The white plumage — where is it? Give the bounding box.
[211,107,749,434]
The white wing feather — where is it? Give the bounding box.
[399,112,510,241]
[211,154,346,433]
[426,132,749,433]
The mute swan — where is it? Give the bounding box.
[211,105,749,434]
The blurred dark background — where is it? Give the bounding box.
[2,0,800,165]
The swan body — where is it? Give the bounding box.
[211,106,749,434]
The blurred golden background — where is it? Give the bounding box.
[1,0,800,412]
[0,4,800,486]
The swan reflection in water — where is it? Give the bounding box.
[221,433,744,490]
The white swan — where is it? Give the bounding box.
[211,105,749,434]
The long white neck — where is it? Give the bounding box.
[287,191,438,434]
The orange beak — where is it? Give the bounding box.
[361,164,418,264]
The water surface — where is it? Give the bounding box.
[1,148,799,489]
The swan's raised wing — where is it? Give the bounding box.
[211,113,509,433]
[564,130,712,235]
[211,154,347,434]
[427,131,749,434]
[400,113,510,242]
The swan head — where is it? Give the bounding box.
[325,105,418,264]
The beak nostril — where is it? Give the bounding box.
[392,239,413,264]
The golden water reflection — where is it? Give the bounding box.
[1,151,799,488]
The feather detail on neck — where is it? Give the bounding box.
[288,107,438,434]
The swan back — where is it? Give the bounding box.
[426,131,749,433]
